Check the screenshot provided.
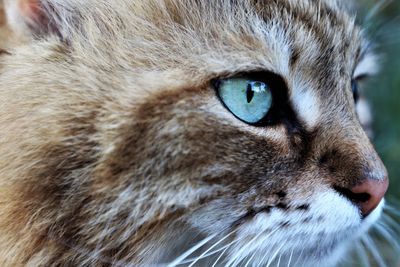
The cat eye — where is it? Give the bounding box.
[216,77,273,124]
[352,80,360,103]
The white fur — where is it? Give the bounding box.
[354,52,379,78]
[222,190,382,267]
[291,85,321,129]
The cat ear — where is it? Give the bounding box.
[4,0,60,38]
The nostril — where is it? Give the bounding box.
[333,186,371,204]
[333,177,388,218]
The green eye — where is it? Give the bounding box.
[217,77,273,124]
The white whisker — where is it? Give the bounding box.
[266,243,286,267]
[180,232,245,265]
[256,247,272,267]
[384,204,400,217]
[168,234,217,267]
[243,253,256,267]
[226,227,280,267]
[211,245,229,267]
[187,229,238,267]
[355,241,371,267]
[365,0,393,22]
[362,235,388,267]
[381,214,400,232]
[292,247,304,267]
[277,252,282,267]
[256,232,285,267]
[287,248,294,267]
[375,222,400,251]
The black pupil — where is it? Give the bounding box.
[246,83,255,103]
[352,80,359,103]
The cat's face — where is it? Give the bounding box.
[0,0,391,266]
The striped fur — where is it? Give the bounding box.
[0,0,397,266]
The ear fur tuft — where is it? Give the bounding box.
[4,0,60,38]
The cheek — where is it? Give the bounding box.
[123,88,293,186]
[98,86,329,230]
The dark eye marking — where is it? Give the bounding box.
[352,73,369,104]
[351,80,360,103]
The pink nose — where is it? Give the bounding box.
[334,175,388,218]
[350,178,389,217]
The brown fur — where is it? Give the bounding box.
[0,0,391,266]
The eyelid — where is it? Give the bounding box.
[354,53,379,79]
[353,74,368,81]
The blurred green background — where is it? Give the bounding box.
[358,0,400,203]
[353,0,400,266]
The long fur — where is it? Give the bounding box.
[0,0,398,266]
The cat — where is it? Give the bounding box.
[0,0,398,266]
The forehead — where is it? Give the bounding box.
[68,0,365,128]
[119,0,362,120]
[94,0,363,82]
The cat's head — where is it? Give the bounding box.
[0,0,395,266]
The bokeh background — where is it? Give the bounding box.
[349,0,400,266]
[358,0,400,203]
